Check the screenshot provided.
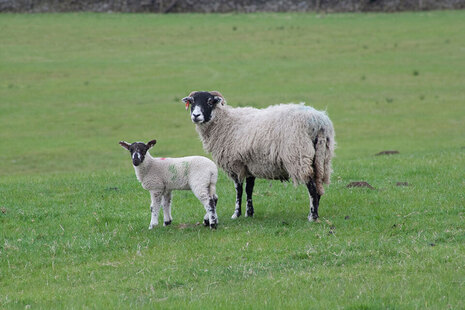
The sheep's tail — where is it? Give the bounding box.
[313,128,334,196]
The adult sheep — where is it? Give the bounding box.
[182,91,335,222]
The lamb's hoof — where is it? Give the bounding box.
[203,218,210,226]
[246,209,254,218]
[210,222,217,230]
[231,211,241,219]
[308,216,320,223]
[164,220,172,226]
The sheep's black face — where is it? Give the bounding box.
[119,140,157,167]
[183,91,223,124]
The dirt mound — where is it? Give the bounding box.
[346,181,375,189]
[375,150,399,156]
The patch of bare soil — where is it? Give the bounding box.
[375,150,399,156]
[178,222,202,229]
[346,181,375,189]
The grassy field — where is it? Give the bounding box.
[1,11,465,308]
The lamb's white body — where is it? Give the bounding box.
[134,153,218,229]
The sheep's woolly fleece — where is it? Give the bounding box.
[195,102,335,195]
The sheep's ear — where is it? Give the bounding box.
[182,96,193,104]
[119,141,130,150]
[210,91,225,105]
[212,96,224,106]
[182,91,197,104]
[147,139,157,149]
[182,96,194,110]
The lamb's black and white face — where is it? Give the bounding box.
[119,140,156,166]
[182,91,224,124]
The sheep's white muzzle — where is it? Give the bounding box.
[191,106,204,124]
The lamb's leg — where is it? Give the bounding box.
[162,191,173,226]
[193,186,217,229]
[306,179,321,222]
[198,194,218,229]
[203,212,210,226]
[149,192,162,230]
[245,176,255,217]
[204,195,219,226]
[207,196,218,229]
[231,178,243,219]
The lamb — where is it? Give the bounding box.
[119,139,219,229]
[182,91,335,222]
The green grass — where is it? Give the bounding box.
[1,11,465,308]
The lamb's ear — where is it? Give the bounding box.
[146,139,157,149]
[119,141,130,150]
[210,91,225,105]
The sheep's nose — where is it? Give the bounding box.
[193,113,201,119]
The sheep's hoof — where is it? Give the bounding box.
[231,211,241,219]
[246,209,254,218]
[308,216,320,223]
[164,220,172,226]
[210,222,217,230]
[203,218,210,226]
[148,224,157,230]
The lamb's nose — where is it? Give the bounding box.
[193,113,201,119]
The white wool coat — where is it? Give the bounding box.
[134,154,218,199]
[195,103,335,195]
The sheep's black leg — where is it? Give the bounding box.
[232,178,243,219]
[245,176,255,217]
[306,179,321,222]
